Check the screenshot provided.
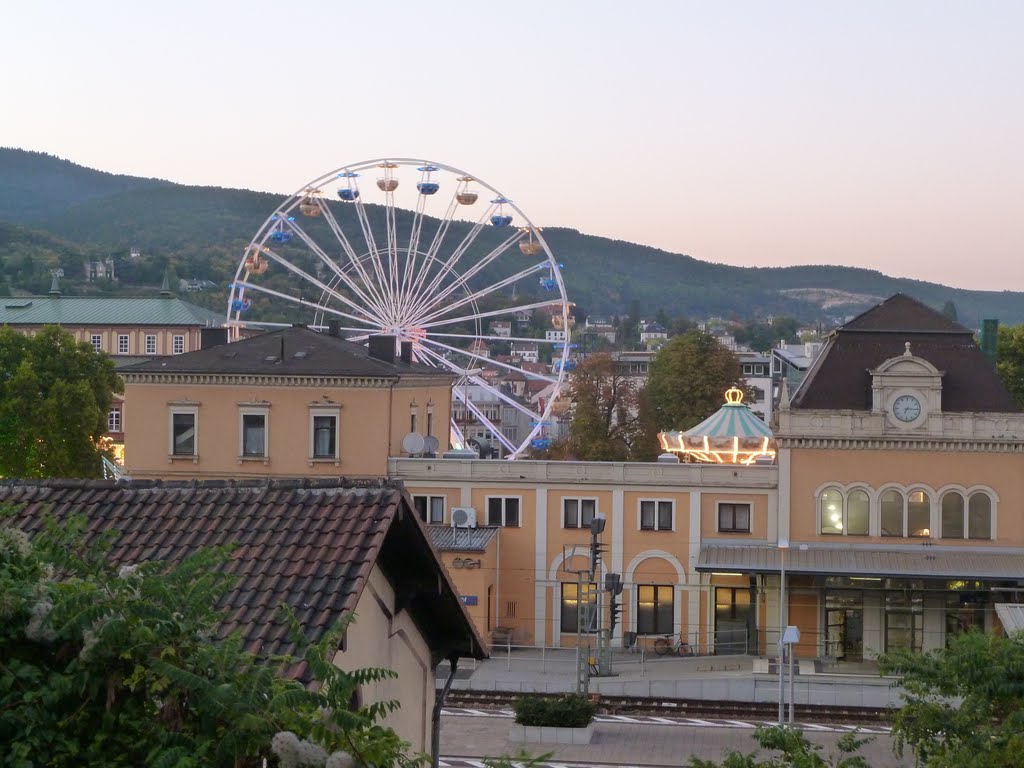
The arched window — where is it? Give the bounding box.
[847,490,870,535]
[908,491,931,537]
[968,493,992,539]
[941,492,965,539]
[820,488,844,535]
[881,490,904,537]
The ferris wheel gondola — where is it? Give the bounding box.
[226,158,572,459]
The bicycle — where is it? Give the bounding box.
[653,633,694,657]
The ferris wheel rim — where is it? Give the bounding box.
[225,158,572,458]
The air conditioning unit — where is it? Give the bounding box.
[450,507,478,529]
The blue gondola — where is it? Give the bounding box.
[337,187,360,201]
[531,438,551,450]
[491,214,513,227]
[417,181,440,195]
[230,298,251,312]
[539,277,557,290]
[270,230,293,244]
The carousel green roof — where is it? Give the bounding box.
[658,389,776,465]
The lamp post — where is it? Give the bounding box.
[777,537,789,726]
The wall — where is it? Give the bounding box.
[437,545,497,640]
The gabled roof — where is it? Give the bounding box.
[0,295,224,327]
[791,294,1017,413]
[1,478,486,681]
[120,326,455,381]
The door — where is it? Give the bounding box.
[825,590,864,662]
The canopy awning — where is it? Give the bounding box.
[995,604,1024,633]
[698,543,1024,581]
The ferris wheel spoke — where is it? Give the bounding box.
[351,197,396,318]
[408,228,523,323]
[317,202,394,318]
[256,246,390,327]
[413,261,551,327]
[404,204,498,320]
[468,375,544,419]
[284,220,390,321]
[428,332,568,345]
[414,299,568,332]
[416,336,558,383]
[401,194,459,311]
[448,385,518,455]
[232,280,382,329]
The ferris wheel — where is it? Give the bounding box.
[226,158,573,459]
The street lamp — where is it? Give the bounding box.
[777,536,789,726]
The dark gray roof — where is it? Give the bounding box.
[120,326,455,380]
[428,526,500,552]
[791,294,1017,413]
[698,543,1024,580]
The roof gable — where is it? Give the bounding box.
[1,477,484,679]
[840,293,970,334]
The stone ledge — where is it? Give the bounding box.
[509,722,595,745]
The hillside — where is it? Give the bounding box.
[1,147,1022,325]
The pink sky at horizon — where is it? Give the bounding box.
[4,2,1022,292]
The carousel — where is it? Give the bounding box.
[658,388,776,465]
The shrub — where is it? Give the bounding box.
[513,694,596,728]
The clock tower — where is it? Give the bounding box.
[870,341,944,432]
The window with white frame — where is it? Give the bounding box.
[941,491,992,540]
[145,334,157,355]
[172,335,185,354]
[636,584,674,635]
[309,409,339,460]
[560,582,597,633]
[640,499,673,531]
[487,497,520,527]
[563,498,596,528]
[718,502,751,533]
[169,409,197,456]
[881,489,930,537]
[413,495,445,524]
[820,487,869,536]
[91,334,102,352]
[107,407,122,433]
[240,410,267,458]
[117,334,130,354]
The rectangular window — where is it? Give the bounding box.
[91,334,102,352]
[172,335,185,355]
[145,334,157,355]
[241,413,266,457]
[487,497,520,527]
[640,500,674,531]
[718,503,751,533]
[563,498,596,528]
[107,407,122,433]
[117,334,130,354]
[171,412,196,456]
[311,414,338,458]
[410,412,418,434]
[636,585,674,635]
[560,582,597,633]
[427,411,434,437]
[743,364,753,374]
[413,495,445,524]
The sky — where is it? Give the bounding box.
[4,1,1023,291]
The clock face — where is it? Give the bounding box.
[893,394,922,422]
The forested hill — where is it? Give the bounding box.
[2,147,1023,325]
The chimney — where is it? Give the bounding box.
[980,319,999,363]
[400,340,414,364]
[200,327,228,350]
[328,319,341,337]
[367,335,397,364]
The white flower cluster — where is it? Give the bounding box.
[118,563,141,580]
[24,597,55,643]
[270,731,360,768]
[0,527,31,559]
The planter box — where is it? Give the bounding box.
[509,723,594,745]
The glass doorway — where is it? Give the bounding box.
[714,585,754,654]
[825,591,864,662]
[885,589,924,653]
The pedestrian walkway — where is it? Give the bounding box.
[439,712,912,767]
[441,647,904,709]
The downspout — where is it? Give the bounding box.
[495,529,501,636]
[386,379,395,465]
[431,653,459,768]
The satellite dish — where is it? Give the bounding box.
[402,432,425,456]
[423,435,440,455]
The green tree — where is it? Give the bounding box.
[688,725,870,768]
[637,330,744,458]
[941,300,959,323]
[879,630,1024,768]
[0,325,121,478]
[557,353,640,461]
[996,324,1024,410]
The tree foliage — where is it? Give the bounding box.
[996,324,1024,410]
[555,353,641,461]
[878,629,1024,768]
[639,330,744,450]
[734,317,800,353]
[0,325,122,478]
[687,725,870,768]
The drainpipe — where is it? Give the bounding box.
[431,654,459,768]
[495,527,501,638]
[386,380,395,464]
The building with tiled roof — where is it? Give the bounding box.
[119,327,455,480]
[1,476,486,752]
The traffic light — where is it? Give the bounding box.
[605,572,623,596]
[590,539,605,576]
[609,593,621,633]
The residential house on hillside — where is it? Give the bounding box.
[770,341,823,417]
[736,350,772,423]
[1,477,486,752]
[119,327,454,479]
[639,321,668,348]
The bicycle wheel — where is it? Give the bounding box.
[653,637,671,656]
[678,643,695,657]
